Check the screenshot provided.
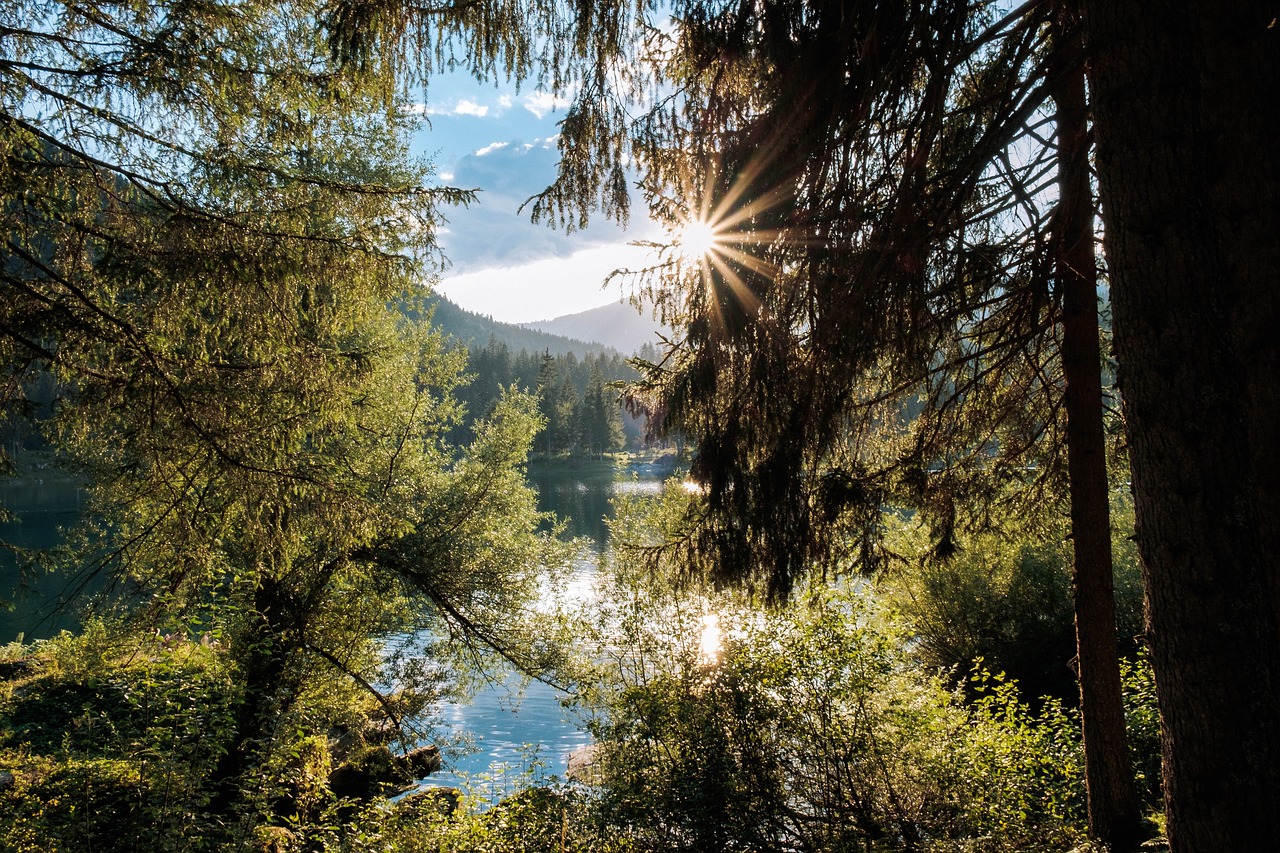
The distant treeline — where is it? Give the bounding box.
[424,294,618,358]
[455,337,667,457]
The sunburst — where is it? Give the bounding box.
[676,218,722,264]
[658,138,816,332]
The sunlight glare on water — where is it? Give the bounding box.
[699,611,722,664]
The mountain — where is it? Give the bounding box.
[423,293,613,357]
[524,299,671,355]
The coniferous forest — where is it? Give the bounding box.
[2,2,1277,852]
[454,339,647,458]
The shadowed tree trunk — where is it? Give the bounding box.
[1080,2,1280,849]
[205,576,300,831]
[1051,6,1143,847]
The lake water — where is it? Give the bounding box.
[0,476,86,643]
[0,459,673,796]
[425,464,667,794]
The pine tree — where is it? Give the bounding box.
[2,1,568,837]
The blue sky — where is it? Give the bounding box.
[410,75,661,323]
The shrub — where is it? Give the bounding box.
[572,580,1091,852]
[0,628,236,852]
[882,500,1144,706]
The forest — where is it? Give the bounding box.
[1,2,1277,852]
[454,340,648,458]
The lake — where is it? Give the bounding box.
[0,475,86,643]
[0,459,672,795]
[425,463,667,794]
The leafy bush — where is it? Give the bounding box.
[0,627,237,851]
[569,576,1092,852]
[882,499,1144,706]
[957,669,1086,848]
[328,784,629,853]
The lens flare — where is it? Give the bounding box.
[677,219,720,263]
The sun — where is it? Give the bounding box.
[676,219,721,264]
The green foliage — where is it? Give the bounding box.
[370,786,616,853]
[882,497,1144,705]
[0,627,237,851]
[959,669,1086,848]
[2,755,154,853]
[574,586,1094,851]
[549,484,1100,852]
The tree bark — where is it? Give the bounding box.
[1079,2,1280,849]
[1051,7,1144,847]
[206,577,298,830]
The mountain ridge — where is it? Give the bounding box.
[522,299,670,355]
[424,293,615,357]
[426,293,669,357]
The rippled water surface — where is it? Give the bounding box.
[426,464,669,792]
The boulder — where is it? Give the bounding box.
[567,743,600,782]
[328,744,442,801]
[398,786,461,819]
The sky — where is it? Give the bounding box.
[409,75,663,324]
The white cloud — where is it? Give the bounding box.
[411,98,496,117]
[436,130,658,279]
[522,91,571,120]
[437,171,455,182]
[454,99,489,117]
[435,242,658,323]
[498,94,514,110]
[473,141,510,157]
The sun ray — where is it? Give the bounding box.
[717,244,780,281]
[707,251,762,315]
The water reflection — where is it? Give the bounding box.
[526,464,664,542]
[0,476,85,643]
[429,463,668,792]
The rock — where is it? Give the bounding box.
[567,743,600,782]
[398,786,461,819]
[0,770,15,792]
[329,746,394,800]
[398,745,442,779]
[364,717,398,745]
[329,744,442,801]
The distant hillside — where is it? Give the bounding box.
[423,293,614,357]
[524,299,671,355]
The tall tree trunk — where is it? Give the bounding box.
[1080,2,1280,849]
[207,577,297,832]
[1051,7,1144,848]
